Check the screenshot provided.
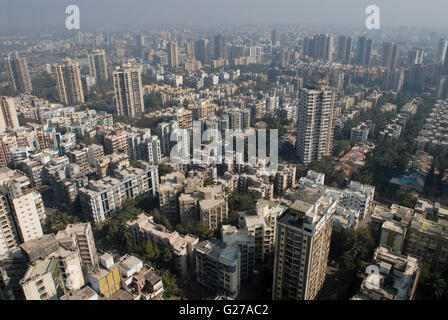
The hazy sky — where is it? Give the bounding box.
[1,0,448,30]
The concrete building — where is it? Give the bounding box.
[167,41,178,69]
[20,235,85,300]
[352,246,422,300]
[126,213,199,278]
[78,162,159,223]
[87,253,121,298]
[296,80,335,163]
[56,223,99,267]
[113,64,145,118]
[239,199,287,262]
[272,192,337,300]
[4,52,32,93]
[0,97,19,132]
[88,49,108,81]
[0,169,44,244]
[222,225,255,281]
[55,57,85,105]
[194,240,240,299]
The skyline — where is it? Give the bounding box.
[2,0,448,31]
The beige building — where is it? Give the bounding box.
[0,97,19,132]
[56,223,99,267]
[55,57,85,105]
[198,185,228,231]
[272,191,337,300]
[5,52,32,93]
[239,199,287,262]
[20,235,85,300]
[126,213,198,278]
[352,246,422,300]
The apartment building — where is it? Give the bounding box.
[19,235,85,300]
[352,246,422,300]
[78,162,159,223]
[198,185,229,231]
[296,80,335,163]
[87,253,121,298]
[104,130,129,155]
[239,199,287,262]
[194,240,241,299]
[272,191,337,300]
[55,57,85,105]
[176,108,193,130]
[126,213,199,278]
[222,225,255,281]
[0,97,19,132]
[113,64,144,118]
[158,171,185,225]
[88,49,108,81]
[0,169,44,245]
[56,223,99,267]
[4,52,32,93]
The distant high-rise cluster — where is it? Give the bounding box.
[355,35,373,67]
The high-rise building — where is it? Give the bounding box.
[296,78,336,163]
[381,41,399,70]
[88,49,108,81]
[194,39,210,65]
[0,168,44,248]
[214,34,227,60]
[0,97,19,132]
[167,41,178,68]
[303,34,334,62]
[56,223,99,267]
[336,35,352,64]
[407,49,424,66]
[113,64,145,118]
[4,52,32,93]
[271,30,279,47]
[436,39,448,63]
[55,57,85,105]
[135,34,145,56]
[272,190,337,300]
[355,36,373,67]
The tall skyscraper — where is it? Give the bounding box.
[55,57,85,105]
[167,41,179,68]
[0,97,19,132]
[5,52,32,93]
[194,39,210,65]
[214,34,227,60]
[296,77,336,163]
[355,36,373,67]
[272,190,337,300]
[113,63,145,118]
[437,39,448,63]
[271,30,279,47]
[407,49,424,66]
[185,40,195,58]
[135,34,145,56]
[88,49,108,81]
[336,35,352,64]
[381,41,399,70]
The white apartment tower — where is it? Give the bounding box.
[296,79,335,163]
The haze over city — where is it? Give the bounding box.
[1,0,448,31]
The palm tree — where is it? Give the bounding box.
[422,272,446,300]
